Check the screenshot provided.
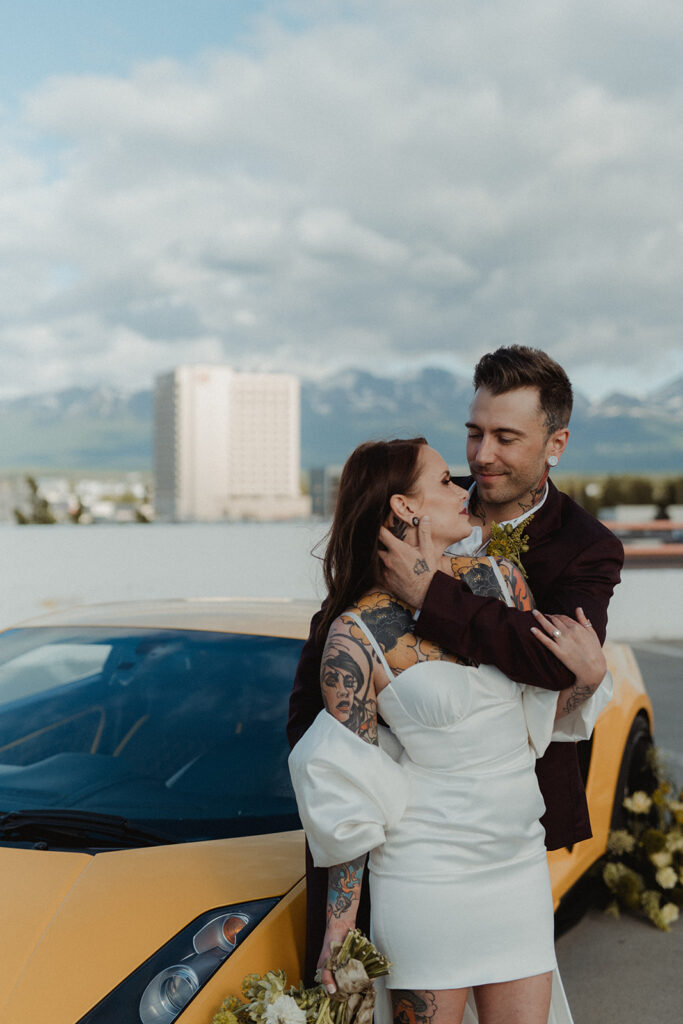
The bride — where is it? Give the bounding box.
[289,437,610,1024]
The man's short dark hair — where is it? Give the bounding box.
[473,345,573,434]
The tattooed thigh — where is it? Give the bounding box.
[391,988,470,1024]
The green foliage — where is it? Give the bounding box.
[558,474,683,514]
[13,475,56,525]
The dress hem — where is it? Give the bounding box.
[384,959,558,991]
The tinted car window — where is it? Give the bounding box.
[0,626,303,843]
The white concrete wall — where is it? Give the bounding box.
[0,523,679,640]
[607,568,683,643]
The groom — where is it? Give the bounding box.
[288,344,623,980]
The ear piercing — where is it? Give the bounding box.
[547,455,559,467]
[412,516,420,527]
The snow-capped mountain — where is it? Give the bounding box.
[0,374,680,473]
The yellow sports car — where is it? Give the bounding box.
[0,599,652,1024]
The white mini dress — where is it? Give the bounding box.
[289,608,611,1021]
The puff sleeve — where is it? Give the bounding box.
[288,711,410,867]
[521,670,614,758]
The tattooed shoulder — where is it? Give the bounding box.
[350,590,473,672]
[352,591,415,650]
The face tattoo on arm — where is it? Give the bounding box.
[320,631,378,744]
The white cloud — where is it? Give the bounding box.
[0,0,681,397]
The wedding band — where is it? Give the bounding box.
[552,628,561,639]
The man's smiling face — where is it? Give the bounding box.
[466,385,568,520]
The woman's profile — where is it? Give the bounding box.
[289,437,611,1024]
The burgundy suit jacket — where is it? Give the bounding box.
[287,480,623,979]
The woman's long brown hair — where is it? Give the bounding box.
[316,437,428,645]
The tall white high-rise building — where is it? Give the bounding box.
[154,365,309,521]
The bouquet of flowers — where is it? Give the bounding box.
[601,753,683,930]
[211,930,391,1024]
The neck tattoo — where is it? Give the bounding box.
[388,514,408,541]
[469,489,486,527]
[516,469,549,516]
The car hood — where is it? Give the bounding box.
[0,830,305,1024]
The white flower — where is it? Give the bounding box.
[607,829,635,855]
[667,831,683,852]
[623,791,652,814]
[655,866,678,890]
[264,995,306,1024]
[650,850,673,869]
[660,903,679,926]
[258,972,287,1002]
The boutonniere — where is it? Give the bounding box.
[486,517,533,578]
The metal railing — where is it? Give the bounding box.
[600,520,683,565]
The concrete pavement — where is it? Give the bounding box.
[556,908,681,1022]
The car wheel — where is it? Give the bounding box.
[610,713,655,830]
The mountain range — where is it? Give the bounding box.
[0,371,680,475]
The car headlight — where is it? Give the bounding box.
[77,897,278,1024]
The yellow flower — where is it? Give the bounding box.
[486,519,532,577]
[212,1011,239,1024]
[668,831,683,853]
[603,862,643,910]
[650,850,673,869]
[242,974,261,998]
[623,791,652,815]
[652,782,671,806]
[668,799,683,825]
[655,866,678,889]
[211,999,243,1024]
[661,903,679,927]
[607,829,635,855]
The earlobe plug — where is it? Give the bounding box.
[547,455,559,467]
[412,516,420,527]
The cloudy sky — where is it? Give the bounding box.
[1,0,682,399]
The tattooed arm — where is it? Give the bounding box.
[530,607,608,719]
[317,616,381,991]
[320,616,379,742]
[447,555,536,611]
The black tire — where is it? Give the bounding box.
[609,713,655,830]
[555,715,654,939]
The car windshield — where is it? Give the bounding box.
[0,625,303,846]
